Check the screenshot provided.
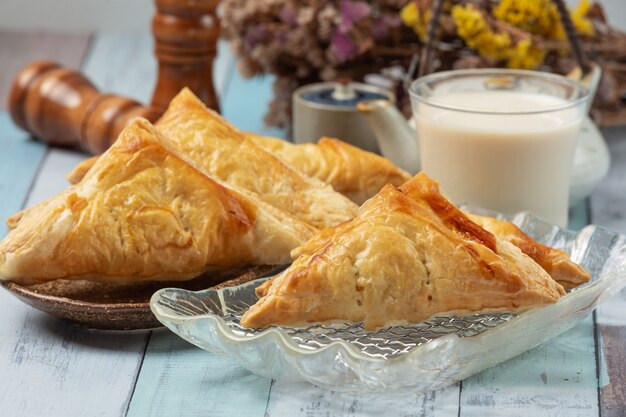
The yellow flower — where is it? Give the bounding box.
[571,0,595,36]
[493,0,594,39]
[452,4,546,69]
[493,0,564,40]
[507,39,547,69]
[453,4,510,61]
[400,2,431,41]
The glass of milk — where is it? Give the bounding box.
[410,69,589,227]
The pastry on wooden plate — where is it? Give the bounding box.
[68,127,409,208]
[66,88,358,229]
[0,118,315,285]
[242,173,568,330]
[247,134,411,204]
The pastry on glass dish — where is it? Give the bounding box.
[289,185,591,292]
[0,118,315,285]
[466,214,590,290]
[66,88,358,230]
[246,134,411,204]
[242,173,576,330]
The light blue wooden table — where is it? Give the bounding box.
[0,31,624,417]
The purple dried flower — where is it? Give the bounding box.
[245,24,269,49]
[279,5,297,25]
[339,0,371,32]
[331,30,358,62]
[372,14,402,40]
[277,28,290,45]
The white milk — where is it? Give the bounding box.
[416,91,583,227]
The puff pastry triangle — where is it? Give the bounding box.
[241,173,566,330]
[247,134,411,204]
[284,199,591,291]
[0,118,315,285]
[67,134,409,207]
[65,89,358,229]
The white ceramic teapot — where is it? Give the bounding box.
[356,99,420,173]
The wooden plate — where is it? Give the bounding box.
[0,265,285,331]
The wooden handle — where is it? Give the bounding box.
[9,61,161,154]
[151,0,220,114]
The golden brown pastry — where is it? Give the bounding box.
[0,119,316,285]
[66,155,98,185]
[242,173,566,330]
[247,134,411,204]
[69,135,410,207]
[65,89,358,229]
[283,183,592,292]
[466,214,590,289]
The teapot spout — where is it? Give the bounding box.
[357,99,420,173]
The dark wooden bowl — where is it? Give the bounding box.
[0,265,284,331]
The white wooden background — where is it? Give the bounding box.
[0,29,624,417]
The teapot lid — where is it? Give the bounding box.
[295,80,393,109]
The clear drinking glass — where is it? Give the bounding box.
[410,69,589,227]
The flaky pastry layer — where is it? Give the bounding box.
[243,173,567,330]
[0,119,315,284]
[247,134,411,204]
[65,89,359,230]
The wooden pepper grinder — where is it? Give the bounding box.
[9,61,161,154]
[8,0,220,155]
[151,0,220,114]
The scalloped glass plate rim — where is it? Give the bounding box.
[151,266,625,365]
[150,211,626,365]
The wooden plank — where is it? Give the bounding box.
[458,203,598,417]
[266,381,460,417]
[596,321,626,417]
[0,112,46,234]
[460,315,599,417]
[80,33,154,103]
[0,292,149,417]
[127,331,273,417]
[21,147,89,206]
[590,126,626,417]
[0,30,91,110]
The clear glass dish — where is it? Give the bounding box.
[150,210,626,392]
